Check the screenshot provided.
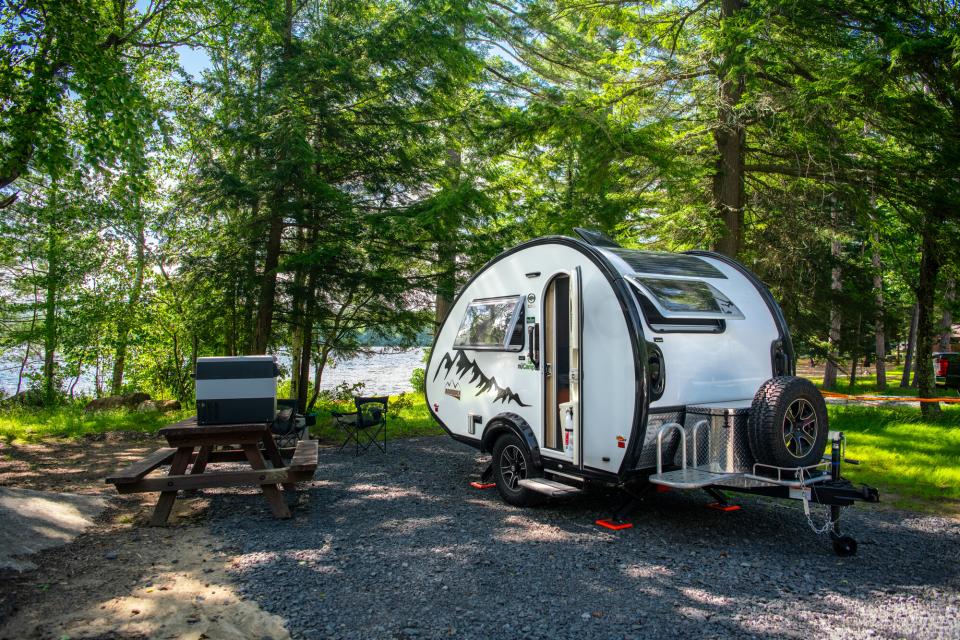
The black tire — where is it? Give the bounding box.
[491,432,544,507]
[749,376,829,468]
[832,535,858,557]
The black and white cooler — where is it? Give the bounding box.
[195,356,279,425]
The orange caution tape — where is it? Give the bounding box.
[819,390,960,404]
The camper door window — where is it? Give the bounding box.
[453,296,525,351]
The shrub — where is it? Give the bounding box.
[410,367,425,392]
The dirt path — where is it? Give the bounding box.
[0,434,290,640]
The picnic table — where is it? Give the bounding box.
[106,417,318,526]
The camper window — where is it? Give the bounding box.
[453,296,525,351]
[628,276,743,320]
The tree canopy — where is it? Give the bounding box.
[1,0,958,415]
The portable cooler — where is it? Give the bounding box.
[195,355,279,425]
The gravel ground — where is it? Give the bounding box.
[207,436,960,640]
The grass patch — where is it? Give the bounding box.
[308,392,443,444]
[829,403,960,511]
[807,363,960,398]
[811,377,960,398]
[0,393,441,445]
[0,404,194,443]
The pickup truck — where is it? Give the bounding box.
[934,352,960,389]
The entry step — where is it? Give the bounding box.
[649,468,742,489]
[517,477,582,497]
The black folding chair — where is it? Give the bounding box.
[333,396,388,456]
[270,401,309,450]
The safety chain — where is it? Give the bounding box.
[798,464,836,535]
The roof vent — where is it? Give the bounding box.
[573,227,621,248]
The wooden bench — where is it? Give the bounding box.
[106,417,319,526]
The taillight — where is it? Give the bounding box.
[936,357,948,377]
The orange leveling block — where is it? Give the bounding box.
[706,502,741,512]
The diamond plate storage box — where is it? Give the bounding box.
[683,401,755,473]
[195,356,279,425]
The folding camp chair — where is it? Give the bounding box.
[332,396,388,455]
[270,400,309,450]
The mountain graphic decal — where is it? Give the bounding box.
[433,350,531,407]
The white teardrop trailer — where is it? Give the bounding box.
[425,229,878,555]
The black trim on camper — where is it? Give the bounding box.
[633,291,726,334]
[607,248,728,279]
[684,251,796,376]
[424,235,649,481]
[542,457,621,483]
[481,413,543,470]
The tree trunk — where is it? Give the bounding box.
[939,277,954,352]
[296,292,314,414]
[296,259,318,413]
[307,292,356,411]
[289,227,307,396]
[17,274,39,396]
[823,203,842,389]
[915,224,941,416]
[242,220,259,353]
[900,303,919,388]
[43,226,60,406]
[434,144,461,330]
[69,355,83,399]
[228,279,238,355]
[111,220,146,394]
[872,235,887,388]
[252,214,283,354]
[307,344,330,412]
[848,312,862,388]
[435,236,456,329]
[252,0,295,355]
[712,0,746,258]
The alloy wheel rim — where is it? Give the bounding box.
[500,444,527,490]
[782,398,818,459]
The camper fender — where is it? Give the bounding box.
[480,413,543,470]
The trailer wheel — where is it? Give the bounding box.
[832,535,858,557]
[749,376,828,468]
[492,433,544,507]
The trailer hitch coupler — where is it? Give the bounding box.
[830,432,844,481]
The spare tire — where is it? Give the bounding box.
[749,376,828,468]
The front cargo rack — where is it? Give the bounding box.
[650,421,839,490]
[642,421,879,556]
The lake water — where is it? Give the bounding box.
[316,347,426,396]
[0,347,427,398]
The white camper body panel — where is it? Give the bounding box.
[598,250,780,409]
[426,243,636,475]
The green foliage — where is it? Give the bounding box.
[0,0,202,196]
[409,367,425,393]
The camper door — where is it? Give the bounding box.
[544,267,582,466]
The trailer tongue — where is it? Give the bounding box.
[643,424,878,556]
